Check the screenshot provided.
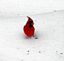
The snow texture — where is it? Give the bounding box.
[0,10,64,61]
[0,0,64,16]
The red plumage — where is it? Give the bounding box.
[23,16,35,37]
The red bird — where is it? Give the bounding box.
[23,16,35,37]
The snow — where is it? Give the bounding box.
[0,0,64,16]
[0,10,64,61]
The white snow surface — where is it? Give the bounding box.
[0,0,64,16]
[0,10,64,61]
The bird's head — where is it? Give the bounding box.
[26,16,34,27]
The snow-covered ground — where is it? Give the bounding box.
[0,0,64,16]
[0,10,64,61]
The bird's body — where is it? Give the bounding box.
[23,16,35,37]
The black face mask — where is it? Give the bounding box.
[29,21,33,28]
[29,24,33,28]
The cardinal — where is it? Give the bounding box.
[23,16,35,37]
